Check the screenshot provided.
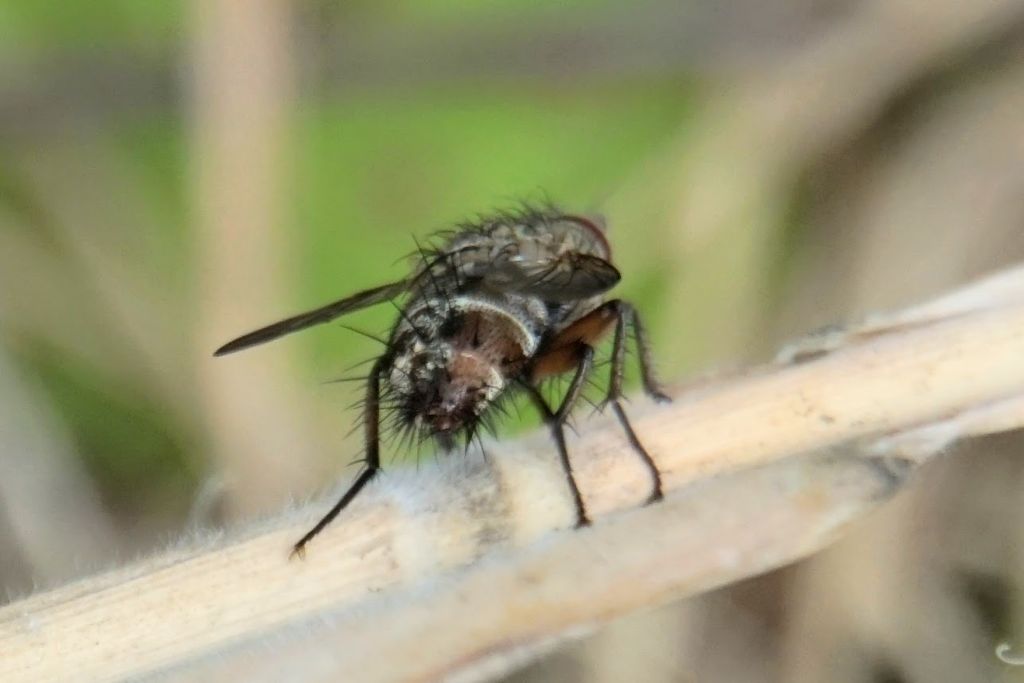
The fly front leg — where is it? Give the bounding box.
[291,355,388,558]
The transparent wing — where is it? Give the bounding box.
[214,279,408,356]
[480,251,620,301]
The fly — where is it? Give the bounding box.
[214,204,670,556]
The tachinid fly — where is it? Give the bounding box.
[214,205,669,556]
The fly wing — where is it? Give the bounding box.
[481,251,620,301]
[214,279,408,356]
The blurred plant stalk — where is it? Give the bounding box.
[192,0,327,515]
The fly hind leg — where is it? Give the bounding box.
[527,297,668,522]
[605,299,667,503]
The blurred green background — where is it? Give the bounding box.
[3,1,1024,681]
[1,2,696,532]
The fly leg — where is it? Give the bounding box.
[621,301,670,403]
[530,298,668,511]
[524,343,595,528]
[605,299,667,503]
[291,355,388,558]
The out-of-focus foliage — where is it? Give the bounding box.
[0,1,692,532]
[3,0,1024,681]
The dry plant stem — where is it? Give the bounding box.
[173,454,903,683]
[3,275,1024,682]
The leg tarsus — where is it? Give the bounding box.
[609,399,663,503]
[645,487,664,505]
[291,355,388,557]
[290,467,379,559]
